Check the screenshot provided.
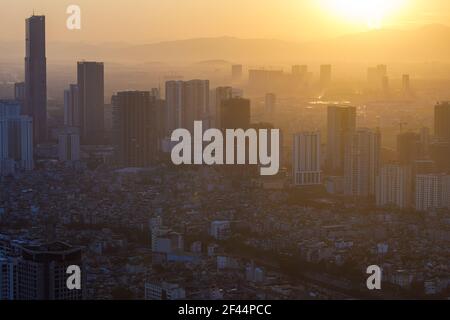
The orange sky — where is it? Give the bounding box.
[0,0,449,43]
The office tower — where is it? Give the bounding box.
[0,101,34,174]
[232,65,243,82]
[415,174,449,211]
[14,82,25,102]
[0,255,18,300]
[367,65,387,91]
[16,242,84,300]
[214,87,232,128]
[77,61,104,145]
[58,127,80,162]
[326,106,356,174]
[165,80,209,134]
[265,93,276,115]
[293,132,322,186]
[397,132,421,165]
[116,91,157,167]
[429,141,450,172]
[292,65,307,77]
[220,98,251,130]
[344,128,381,197]
[435,102,450,142]
[376,164,412,209]
[24,15,47,145]
[320,64,332,88]
[64,84,79,127]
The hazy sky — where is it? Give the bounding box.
[1,0,449,43]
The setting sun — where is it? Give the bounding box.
[321,0,407,29]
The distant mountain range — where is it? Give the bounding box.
[1,24,450,64]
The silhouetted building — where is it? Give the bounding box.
[326,105,356,174]
[376,164,412,209]
[344,128,381,197]
[220,98,250,130]
[116,91,158,167]
[77,61,104,144]
[16,242,84,300]
[214,87,232,128]
[435,102,450,142]
[293,132,321,186]
[14,82,25,103]
[24,15,47,145]
[64,84,79,128]
[397,132,421,165]
[165,80,209,134]
[58,127,80,162]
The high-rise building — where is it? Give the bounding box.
[344,128,381,197]
[214,87,232,128]
[0,254,18,300]
[64,84,79,127]
[165,80,209,134]
[429,141,450,173]
[293,132,322,186]
[14,82,25,103]
[58,127,80,162]
[116,91,158,167]
[0,101,33,174]
[231,65,243,82]
[220,98,251,130]
[415,174,450,211]
[24,15,47,145]
[16,242,84,300]
[376,164,412,209]
[397,132,421,165]
[320,64,332,88]
[367,65,387,91]
[77,61,104,144]
[435,102,450,142]
[326,106,356,174]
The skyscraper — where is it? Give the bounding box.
[376,164,412,209]
[77,62,104,145]
[397,132,421,165]
[0,101,33,174]
[326,106,356,174]
[214,87,233,128]
[293,132,322,186]
[64,84,80,128]
[415,174,450,211]
[14,82,25,103]
[165,80,209,134]
[16,242,85,300]
[435,102,450,142]
[220,98,251,130]
[58,127,80,163]
[116,91,158,167]
[344,128,381,197]
[24,15,47,145]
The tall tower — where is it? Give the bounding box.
[24,15,47,145]
[344,128,381,197]
[64,84,80,127]
[435,102,450,142]
[326,106,356,174]
[293,132,322,186]
[116,91,158,167]
[77,62,104,145]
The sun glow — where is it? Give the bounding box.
[322,0,407,29]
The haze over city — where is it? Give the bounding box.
[0,0,449,305]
